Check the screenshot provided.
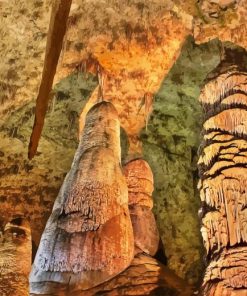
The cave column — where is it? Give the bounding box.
[198,47,247,295]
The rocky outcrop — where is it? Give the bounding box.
[198,46,247,295]
[30,102,134,294]
[0,217,32,296]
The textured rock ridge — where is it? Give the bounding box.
[198,46,247,295]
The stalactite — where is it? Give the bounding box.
[30,102,134,295]
[198,48,247,295]
[0,217,32,296]
[28,0,72,159]
[123,159,159,256]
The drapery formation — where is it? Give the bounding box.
[198,47,247,295]
[0,217,31,296]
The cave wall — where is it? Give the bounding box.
[141,36,221,284]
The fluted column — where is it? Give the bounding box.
[198,47,247,296]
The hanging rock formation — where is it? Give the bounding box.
[30,101,134,295]
[198,46,247,295]
[124,158,159,256]
[0,217,32,296]
[28,0,72,159]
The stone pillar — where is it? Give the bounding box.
[0,217,32,296]
[198,47,247,295]
[30,101,134,295]
[124,158,159,256]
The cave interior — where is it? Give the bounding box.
[0,1,247,295]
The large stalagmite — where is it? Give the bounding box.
[30,101,134,295]
[124,159,159,256]
[198,47,247,296]
[0,217,32,296]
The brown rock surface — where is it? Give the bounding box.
[124,159,159,256]
[28,0,72,159]
[124,159,154,208]
[193,0,247,50]
[129,205,160,256]
[0,217,32,296]
[1,0,247,150]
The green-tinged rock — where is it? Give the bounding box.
[141,36,221,285]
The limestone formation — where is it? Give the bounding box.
[198,47,247,295]
[124,159,159,256]
[0,217,32,296]
[76,253,193,296]
[30,101,134,295]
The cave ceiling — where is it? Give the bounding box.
[0,0,247,285]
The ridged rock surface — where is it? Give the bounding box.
[198,47,247,295]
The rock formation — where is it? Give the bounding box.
[30,101,134,295]
[75,253,193,296]
[198,46,247,295]
[28,100,194,295]
[124,158,159,256]
[1,0,247,292]
[29,0,72,159]
[0,217,32,296]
